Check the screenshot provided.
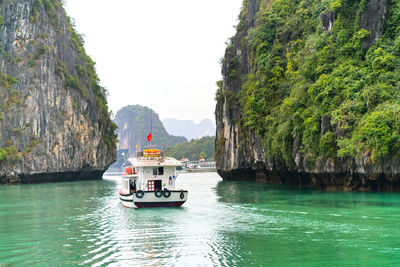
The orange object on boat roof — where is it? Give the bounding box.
[144,149,159,153]
[143,148,160,157]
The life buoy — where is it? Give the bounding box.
[136,190,144,198]
[155,190,163,198]
[163,189,171,198]
[180,192,184,199]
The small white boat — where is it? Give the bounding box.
[119,148,188,208]
[184,160,216,172]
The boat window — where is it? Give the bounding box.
[153,167,164,175]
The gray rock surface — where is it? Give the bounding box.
[0,0,117,184]
[360,0,387,50]
[320,11,335,33]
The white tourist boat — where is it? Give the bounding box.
[119,148,188,208]
[185,161,217,172]
[182,157,217,172]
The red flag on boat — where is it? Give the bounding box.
[147,133,152,142]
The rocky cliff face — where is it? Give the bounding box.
[0,0,117,184]
[216,0,264,180]
[216,0,400,191]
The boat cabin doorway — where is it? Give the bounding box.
[129,180,136,192]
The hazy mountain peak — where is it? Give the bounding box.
[162,118,215,140]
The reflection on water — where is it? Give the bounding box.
[0,173,400,266]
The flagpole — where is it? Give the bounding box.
[150,105,152,150]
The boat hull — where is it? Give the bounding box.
[134,201,186,208]
[119,190,188,208]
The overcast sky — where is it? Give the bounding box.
[64,0,242,124]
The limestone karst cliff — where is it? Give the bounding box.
[216,0,400,191]
[0,0,117,184]
[114,105,186,158]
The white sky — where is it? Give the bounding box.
[64,0,242,123]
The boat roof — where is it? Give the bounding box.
[128,157,182,167]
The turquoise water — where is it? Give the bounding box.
[0,173,400,266]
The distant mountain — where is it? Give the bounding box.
[162,118,216,140]
[114,105,186,158]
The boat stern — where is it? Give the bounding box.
[132,190,188,208]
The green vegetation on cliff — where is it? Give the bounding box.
[63,10,117,150]
[26,0,117,150]
[226,0,400,164]
[166,136,215,161]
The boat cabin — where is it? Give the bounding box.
[120,149,181,195]
[137,165,178,191]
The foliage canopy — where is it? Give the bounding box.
[167,136,215,161]
[228,0,400,163]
